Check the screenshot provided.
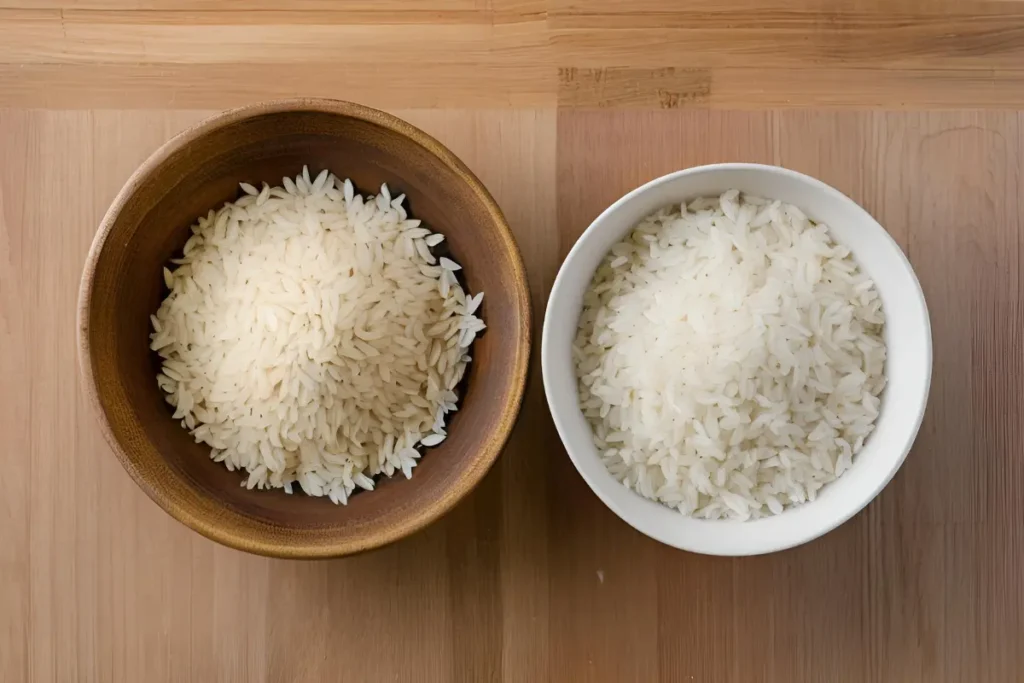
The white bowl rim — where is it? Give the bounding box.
[541,162,932,556]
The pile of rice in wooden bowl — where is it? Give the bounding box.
[78,99,530,558]
[542,164,931,555]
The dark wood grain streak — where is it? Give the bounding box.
[6,0,1024,107]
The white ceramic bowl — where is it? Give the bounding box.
[542,163,931,555]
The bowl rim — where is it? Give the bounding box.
[77,97,532,558]
[541,162,932,556]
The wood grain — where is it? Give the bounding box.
[4,0,1024,107]
[3,106,1023,681]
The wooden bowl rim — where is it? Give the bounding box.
[76,98,532,558]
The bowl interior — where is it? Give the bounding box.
[543,164,931,555]
[81,103,529,557]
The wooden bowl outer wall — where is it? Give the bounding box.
[76,99,531,558]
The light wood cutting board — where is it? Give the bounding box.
[2,0,1024,680]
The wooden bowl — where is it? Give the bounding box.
[77,99,531,558]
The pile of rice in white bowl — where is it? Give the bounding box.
[573,190,886,521]
[150,166,485,504]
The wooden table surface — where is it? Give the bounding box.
[2,1,1024,682]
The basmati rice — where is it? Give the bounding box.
[150,166,485,503]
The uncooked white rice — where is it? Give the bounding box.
[574,190,886,520]
[150,166,485,504]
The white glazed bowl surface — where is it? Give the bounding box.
[542,164,932,555]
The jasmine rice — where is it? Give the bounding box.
[573,190,885,520]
